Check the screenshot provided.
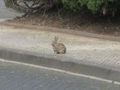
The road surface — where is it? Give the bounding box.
[0,0,22,21]
[0,60,120,90]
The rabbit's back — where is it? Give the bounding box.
[52,43,66,54]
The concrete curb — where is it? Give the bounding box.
[0,46,120,83]
[0,22,120,42]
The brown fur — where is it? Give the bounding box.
[52,36,66,54]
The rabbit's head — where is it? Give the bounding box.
[52,36,59,46]
[54,36,59,42]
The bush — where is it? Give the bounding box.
[4,0,61,13]
[4,0,17,7]
[4,0,120,15]
[61,0,120,15]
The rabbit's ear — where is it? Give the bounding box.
[54,36,59,42]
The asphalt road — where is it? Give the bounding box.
[0,60,119,90]
[0,0,22,21]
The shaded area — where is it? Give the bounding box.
[1,0,120,36]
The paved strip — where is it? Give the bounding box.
[0,26,120,72]
[0,60,120,90]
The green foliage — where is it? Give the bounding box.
[4,0,16,7]
[61,0,120,14]
[61,0,81,11]
[61,0,104,12]
[87,0,105,12]
[4,0,120,15]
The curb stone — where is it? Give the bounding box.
[0,46,120,83]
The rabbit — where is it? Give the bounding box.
[52,36,66,54]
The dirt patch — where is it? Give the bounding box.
[5,9,120,36]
